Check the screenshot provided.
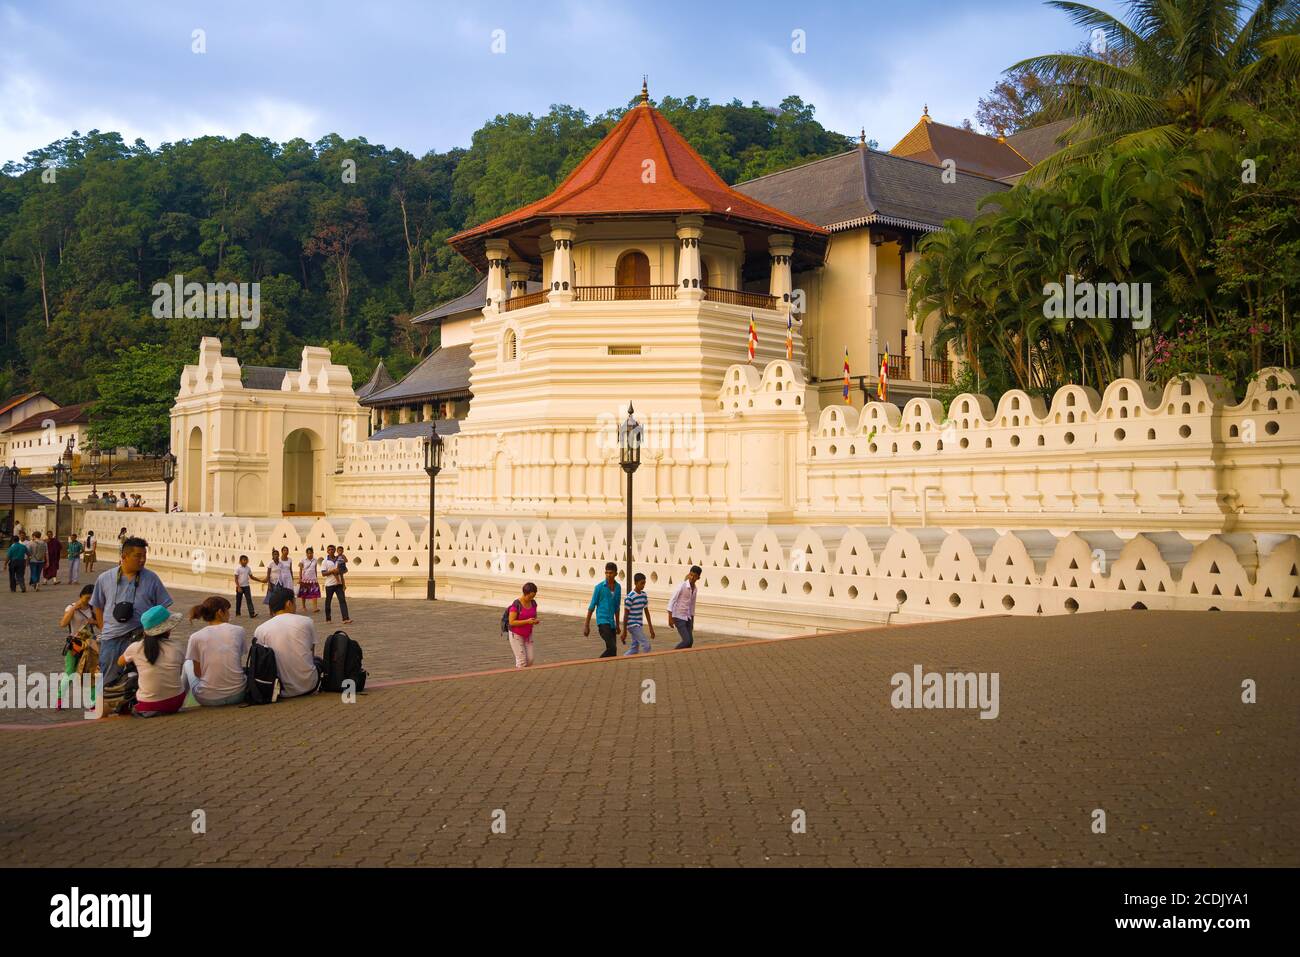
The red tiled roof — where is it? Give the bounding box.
[449,101,827,256]
[5,402,89,434]
[0,391,46,418]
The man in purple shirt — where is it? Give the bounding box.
[667,565,701,650]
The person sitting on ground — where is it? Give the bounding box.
[253,587,322,698]
[184,596,249,707]
[506,583,540,669]
[118,604,187,717]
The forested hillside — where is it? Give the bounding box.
[0,94,851,412]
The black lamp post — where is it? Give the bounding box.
[88,445,102,495]
[619,402,643,590]
[52,459,69,543]
[4,463,18,544]
[162,452,177,514]
[423,426,444,600]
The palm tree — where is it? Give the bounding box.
[1014,0,1300,181]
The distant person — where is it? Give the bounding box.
[583,562,622,659]
[274,547,295,592]
[83,531,97,574]
[90,536,173,686]
[253,587,322,698]
[6,534,29,593]
[297,547,321,614]
[27,530,47,590]
[118,604,186,717]
[184,596,248,707]
[117,526,128,544]
[320,547,351,625]
[621,572,655,655]
[667,565,702,650]
[259,548,280,609]
[505,582,540,668]
[65,533,83,584]
[42,529,61,583]
[233,554,258,619]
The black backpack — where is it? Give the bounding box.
[321,630,367,693]
[245,637,282,705]
[500,600,521,638]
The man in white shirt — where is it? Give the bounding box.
[320,546,352,624]
[253,587,321,698]
[667,565,702,650]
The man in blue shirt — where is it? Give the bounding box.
[6,535,29,593]
[90,536,173,685]
[583,561,622,658]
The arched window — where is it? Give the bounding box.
[615,250,650,299]
[699,256,711,289]
[504,329,518,362]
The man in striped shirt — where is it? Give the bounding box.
[667,565,701,650]
[621,572,655,655]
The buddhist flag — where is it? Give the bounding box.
[842,347,851,402]
[748,311,758,362]
[785,312,794,361]
[878,344,889,403]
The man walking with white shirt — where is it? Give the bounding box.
[667,565,701,650]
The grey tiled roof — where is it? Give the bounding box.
[734,147,1009,233]
[0,469,55,505]
[355,361,395,400]
[1006,119,1075,166]
[368,419,462,441]
[361,344,473,406]
[242,366,294,391]
[412,277,544,325]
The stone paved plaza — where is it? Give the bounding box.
[1,577,1297,867]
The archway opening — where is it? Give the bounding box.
[283,428,323,514]
[615,250,650,299]
[185,427,203,512]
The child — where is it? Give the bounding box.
[506,583,540,668]
[118,604,187,717]
[621,573,655,655]
[260,548,280,608]
[234,555,258,619]
[298,547,321,614]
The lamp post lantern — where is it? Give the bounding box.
[4,463,18,544]
[88,445,102,496]
[162,452,177,514]
[619,402,643,591]
[423,427,444,600]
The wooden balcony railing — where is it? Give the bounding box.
[702,286,777,310]
[502,290,548,312]
[884,354,910,381]
[574,284,678,302]
[922,357,953,385]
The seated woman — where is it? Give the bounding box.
[184,596,248,707]
[117,604,187,717]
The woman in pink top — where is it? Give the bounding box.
[506,583,540,668]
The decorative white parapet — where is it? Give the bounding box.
[82,510,1300,638]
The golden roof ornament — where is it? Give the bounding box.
[640,76,649,105]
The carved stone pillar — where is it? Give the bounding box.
[675,215,704,301]
[768,233,794,313]
[485,239,510,311]
[548,219,577,303]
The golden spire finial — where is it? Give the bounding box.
[640,76,649,105]
[859,127,866,148]
[922,104,931,123]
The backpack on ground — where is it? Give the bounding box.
[321,630,367,693]
[101,668,138,716]
[245,637,281,705]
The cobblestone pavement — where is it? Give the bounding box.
[1,587,1296,866]
[0,575,727,725]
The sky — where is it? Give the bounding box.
[0,0,1127,166]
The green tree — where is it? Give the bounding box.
[87,343,187,455]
